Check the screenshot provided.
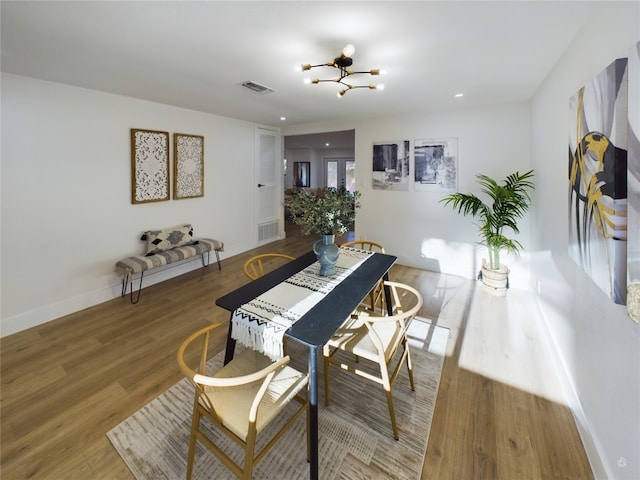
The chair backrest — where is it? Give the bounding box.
[383,281,423,319]
[243,253,295,280]
[359,281,423,356]
[341,240,385,254]
[177,322,292,422]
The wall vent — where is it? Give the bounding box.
[238,81,276,94]
[258,220,279,242]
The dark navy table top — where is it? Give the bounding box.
[215,250,397,348]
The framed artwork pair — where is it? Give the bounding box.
[130,129,204,204]
[372,138,458,192]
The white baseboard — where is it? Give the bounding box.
[535,297,607,479]
[0,242,251,338]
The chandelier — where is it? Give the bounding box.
[299,44,385,97]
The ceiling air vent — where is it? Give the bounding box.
[238,81,276,94]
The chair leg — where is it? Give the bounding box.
[186,407,201,480]
[243,431,257,480]
[385,389,400,441]
[405,345,415,391]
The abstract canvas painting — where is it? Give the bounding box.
[372,140,410,191]
[627,42,640,322]
[568,57,628,305]
[413,138,458,192]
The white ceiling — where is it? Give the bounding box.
[2,0,600,137]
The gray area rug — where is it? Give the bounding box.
[107,318,448,479]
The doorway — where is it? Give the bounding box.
[325,157,355,192]
[283,130,355,234]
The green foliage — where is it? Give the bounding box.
[440,170,535,270]
[284,187,361,236]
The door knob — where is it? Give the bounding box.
[258,183,265,188]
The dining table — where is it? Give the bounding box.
[215,248,397,480]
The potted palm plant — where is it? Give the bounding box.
[440,170,535,295]
[284,187,361,276]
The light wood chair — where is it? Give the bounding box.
[340,240,385,254]
[341,240,386,312]
[323,281,423,440]
[243,253,295,281]
[177,322,309,479]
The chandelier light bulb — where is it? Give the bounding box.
[377,84,385,90]
[342,44,355,57]
[304,77,312,84]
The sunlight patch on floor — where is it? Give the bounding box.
[457,286,569,404]
[407,317,449,356]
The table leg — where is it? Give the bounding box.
[223,313,236,365]
[383,272,394,316]
[308,346,319,480]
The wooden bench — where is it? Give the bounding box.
[115,225,223,303]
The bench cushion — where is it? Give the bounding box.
[116,238,223,277]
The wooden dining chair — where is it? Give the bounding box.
[340,240,385,254]
[177,322,309,479]
[243,253,295,281]
[323,281,423,440]
[341,240,386,312]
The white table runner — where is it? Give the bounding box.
[231,248,374,360]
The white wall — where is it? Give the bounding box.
[0,73,267,336]
[530,2,640,478]
[284,102,533,289]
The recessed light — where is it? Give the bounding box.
[325,143,330,147]
[280,116,286,121]
[454,93,464,98]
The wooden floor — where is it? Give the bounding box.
[0,223,594,479]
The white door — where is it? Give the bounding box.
[255,126,281,244]
[324,157,355,192]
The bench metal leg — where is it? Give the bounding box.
[200,249,222,270]
[121,273,130,297]
[121,272,143,304]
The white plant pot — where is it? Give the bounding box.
[480,259,509,296]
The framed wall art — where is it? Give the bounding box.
[174,133,204,199]
[131,128,170,204]
[629,42,640,322]
[413,138,458,192]
[372,140,410,191]
[568,57,628,306]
